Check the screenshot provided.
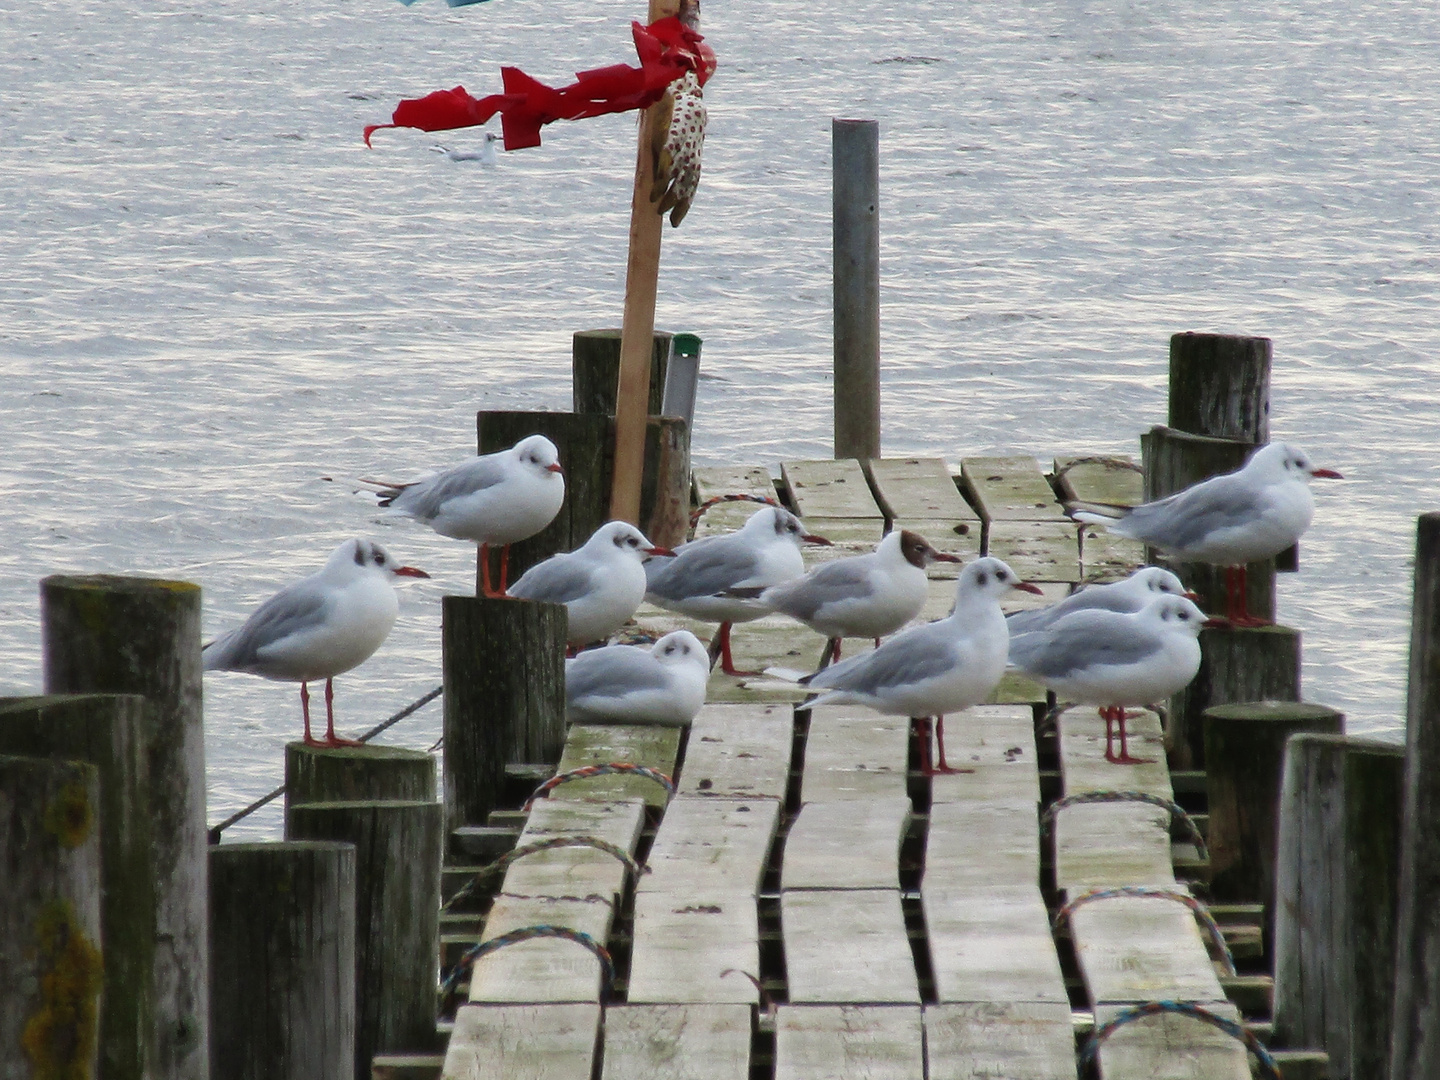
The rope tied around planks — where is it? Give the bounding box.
[1041,789,1209,860]
[1055,886,1236,975]
[442,836,649,911]
[441,924,615,1000]
[688,492,782,538]
[523,762,676,811]
[1081,1000,1282,1078]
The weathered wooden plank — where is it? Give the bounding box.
[782,796,911,890]
[640,796,779,896]
[800,709,911,803]
[961,456,1068,522]
[781,459,887,523]
[864,457,981,522]
[920,887,1069,1004]
[924,803,1040,889]
[470,894,614,1003]
[985,520,1082,583]
[691,466,779,537]
[552,724,683,807]
[501,798,647,901]
[1052,455,1144,508]
[924,1001,1077,1080]
[1092,1001,1249,1080]
[677,702,794,799]
[442,1003,599,1080]
[1058,707,1174,801]
[1079,528,1148,585]
[929,704,1040,806]
[601,1004,751,1080]
[775,1005,924,1080]
[1069,891,1227,1005]
[1053,802,1176,890]
[782,889,920,1003]
[626,893,759,1004]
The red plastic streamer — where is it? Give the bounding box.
[364,17,715,151]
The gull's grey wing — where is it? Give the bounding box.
[509,554,594,605]
[390,455,508,521]
[1011,612,1163,681]
[765,560,874,621]
[646,537,759,601]
[1006,582,1134,634]
[806,624,955,694]
[566,646,668,704]
[203,582,330,673]
[1121,474,1265,551]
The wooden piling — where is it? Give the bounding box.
[1167,332,1272,444]
[572,328,672,417]
[285,801,443,1080]
[40,572,209,1080]
[1388,511,1440,1080]
[0,694,154,1080]
[833,118,881,460]
[285,743,436,807]
[209,842,357,1080]
[641,415,691,549]
[442,595,566,833]
[0,754,103,1080]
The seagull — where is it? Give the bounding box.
[430,131,501,165]
[743,529,962,666]
[1067,441,1341,626]
[1005,565,1194,636]
[1008,594,1215,764]
[508,520,676,649]
[360,434,565,597]
[202,538,429,748]
[565,630,710,725]
[800,557,1042,775]
[644,505,832,676]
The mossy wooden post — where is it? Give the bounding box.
[477,410,612,586]
[1388,512,1440,1080]
[1204,702,1344,956]
[0,754,103,1080]
[834,117,881,460]
[285,802,442,1080]
[40,573,209,1080]
[0,694,154,1080]
[442,595,566,832]
[1345,741,1404,1080]
[1169,623,1301,769]
[573,328,672,417]
[1167,332,1271,444]
[209,842,356,1080]
[285,744,436,808]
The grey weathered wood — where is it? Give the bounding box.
[1092,1001,1250,1079]
[285,743,435,807]
[984,521,1082,584]
[442,595,566,832]
[920,888,1068,1004]
[551,724,683,807]
[498,798,646,902]
[924,1002,1076,1080]
[782,889,919,1003]
[1167,332,1272,444]
[676,702,793,799]
[833,118,881,461]
[642,796,779,896]
[572,328,672,417]
[0,754,103,1080]
[441,1003,599,1080]
[640,416,691,549]
[1057,706,1174,800]
[782,797,909,890]
[41,573,209,1080]
[929,704,1040,806]
[285,801,442,1077]
[690,465,778,537]
[1069,889,1227,1005]
[0,694,154,1080]
[1055,454,1148,583]
[208,841,356,1080]
[776,1005,923,1080]
[470,894,615,1002]
[960,456,1068,522]
[800,709,910,803]
[781,458,887,525]
[862,457,981,562]
[923,803,1040,889]
[601,1004,750,1080]
[1053,802,1176,890]
[626,893,760,1004]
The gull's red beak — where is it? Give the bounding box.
[933,552,964,563]
[394,566,430,578]
[1015,581,1045,595]
[1183,591,1202,601]
[1310,467,1343,479]
[646,546,677,557]
[802,533,833,546]
[546,463,565,474]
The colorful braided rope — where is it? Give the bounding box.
[523,762,676,811]
[442,836,646,910]
[1055,886,1236,975]
[1041,790,1209,861]
[1081,1000,1281,1078]
[688,492,781,536]
[441,924,614,998]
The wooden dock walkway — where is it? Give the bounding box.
[435,454,1282,1080]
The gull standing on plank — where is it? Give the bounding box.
[1008,594,1215,764]
[565,630,710,725]
[1005,566,1194,635]
[360,434,565,597]
[743,529,962,667]
[644,505,832,676]
[508,520,676,649]
[203,539,429,748]
[1067,441,1341,626]
[800,557,1042,775]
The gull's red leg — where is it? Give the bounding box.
[498,545,512,593]
[301,682,323,747]
[322,678,363,747]
[715,622,761,677]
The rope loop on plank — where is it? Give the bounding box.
[688,492,782,537]
[1080,1000,1280,1078]
[442,836,647,910]
[441,924,614,999]
[1041,790,1208,860]
[1055,886,1235,975]
[523,762,676,811]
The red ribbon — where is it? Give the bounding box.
[364,18,715,151]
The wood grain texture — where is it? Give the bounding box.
[924,1002,1077,1080]
[441,1003,599,1080]
[1052,802,1177,890]
[626,892,760,1004]
[1092,1001,1250,1080]
[929,704,1040,806]
[924,803,1040,890]
[501,798,646,902]
[1057,707,1173,800]
[781,459,886,523]
[782,797,910,890]
[782,890,919,1004]
[800,710,910,803]
[1068,891,1227,1005]
[601,1004,750,1079]
[676,703,794,799]
[285,743,435,807]
[551,724,683,807]
[919,887,1068,1004]
[984,520,1082,583]
[641,796,779,897]
[960,457,1067,522]
[1052,454,1144,508]
[470,894,614,1003]
[690,466,778,538]
[775,1005,924,1080]
[863,458,980,523]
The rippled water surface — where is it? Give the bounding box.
[5,0,1439,837]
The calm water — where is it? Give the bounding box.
[5,0,1438,837]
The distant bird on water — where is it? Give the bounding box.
[1066,441,1341,626]
[360,434,565,597]
[203,538,429,748]
[430,131,501,165]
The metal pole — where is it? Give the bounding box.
[833,117,880,460]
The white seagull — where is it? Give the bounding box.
[360,434,565,597]
[508,520,675,649]
[644,505,831,676]
[1005,565,1194,635]
[800,557,1041,775]
[565,630,710,725]
[746,529,961,666]
[203,538,429,747]
[430,131,501,165]
[1008,594,1215,764]
[1067,441,1341,626]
